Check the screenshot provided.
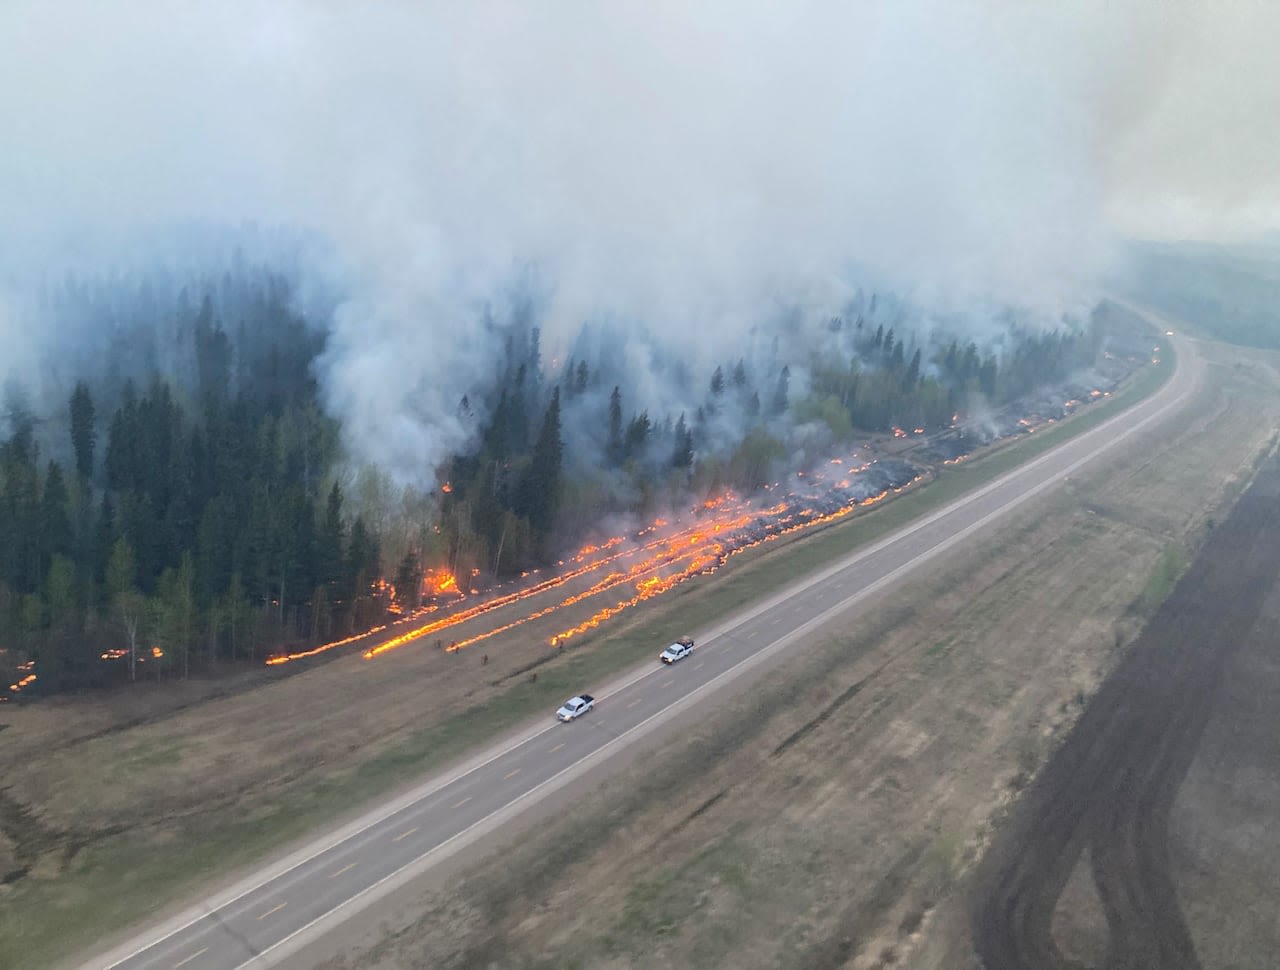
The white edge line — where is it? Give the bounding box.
[236,333,1194,968]
[97,330,1191,970]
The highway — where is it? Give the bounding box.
[96,323,1198,970]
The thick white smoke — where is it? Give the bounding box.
[2,1,1278,482]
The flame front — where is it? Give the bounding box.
[259,447,924,667]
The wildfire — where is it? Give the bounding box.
[267,625,392,665]
[425,570,459,596]
[9,669,36,695]
[261,443,929,669]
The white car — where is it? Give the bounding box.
[660,636,695,664]
[556,694,595,721]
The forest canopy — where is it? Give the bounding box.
[0,265,1104,694]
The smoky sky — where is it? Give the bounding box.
[3,1,1278,480]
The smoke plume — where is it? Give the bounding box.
[2,1,1278,481]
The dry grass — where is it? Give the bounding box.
[0,331,1175,968]
[302,338,1280,970]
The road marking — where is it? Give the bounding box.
[503,768,521,780]
[661,679,674,688]
[692,662,704,670]
[223,332,1197,970]
[111,329,1196,970]
[549,742,565,754]
[330,863,357,878]
[257,902,287,920]
[174,947,208,967]
[453,796,472,808]
[626,698,641,708]
[392,826,418,842]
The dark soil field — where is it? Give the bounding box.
[970,448,1280,969]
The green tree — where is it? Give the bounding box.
[155,552,196,678]
[106,537,144,682]
[770,365,790,416]
[515,387,563,535]
[39,461,72,574]
[318,480,345,589]
[672,413,694,468]
[393,551,423,612]
[69,381,96,481]
[607,386,623,465]
[709,366,725,396]
[624,411,651,461]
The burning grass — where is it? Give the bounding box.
[305,338,1280,970]
[0,337,1182,969]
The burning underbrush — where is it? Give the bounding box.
[261,355,1138,671]
[259,449,924,669]
[3,353,1150,703]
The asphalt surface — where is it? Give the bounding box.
[96,327,1198,970]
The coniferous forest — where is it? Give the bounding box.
[0,266,1102,695]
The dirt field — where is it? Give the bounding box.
[288,337,1280,970]
[970,450,1280,970]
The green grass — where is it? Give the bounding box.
[1135,545,1188,616]
[612,830,754,949]
[6,350,1175,969]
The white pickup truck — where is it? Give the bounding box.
[659,636,695,664]
[556,694,595,721]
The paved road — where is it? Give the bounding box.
[96,324,1199,970]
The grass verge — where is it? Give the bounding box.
[19,347,1173,970]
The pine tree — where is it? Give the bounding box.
[318,481,345,589]
[904,349,922,391]
[672,414,694,468]
[607,386,623,465]
[69,382,96,481]
[624,411,651,460]
[516,387,563,534]
[39,461,73,575]
[770,366,790,416]
[709,366,725,396]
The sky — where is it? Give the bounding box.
[2,0,1278,477]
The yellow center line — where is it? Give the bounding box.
[256,901,287,921]
[174,947,208,968]
[453,795,472,808]
[549,742,565,753]
[503,767,521,780]
[392,825,419,842]
[330,862,357,878]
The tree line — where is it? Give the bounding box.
[1,271,1104,697]
[1,286,382,692]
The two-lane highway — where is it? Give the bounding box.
[96,324,1198,970]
